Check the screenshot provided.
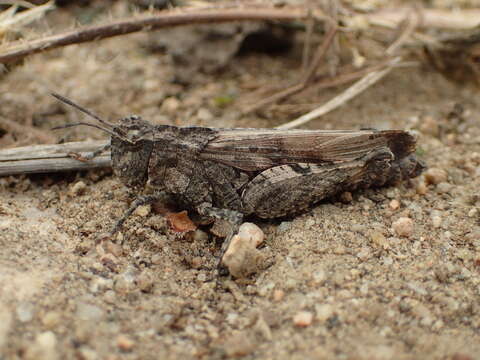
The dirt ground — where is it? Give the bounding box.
[1,1,480,359]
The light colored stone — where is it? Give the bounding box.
[16,302,34,323]
[389,199,400,210]
[416,181,428,195]
[41,311,61,329]
[315,304,334,322]
[272,289,285,302]
[424,168,447,185]
[134,204,151,217]
[431,215,442,228]
[293,311,313,327]
[161,97,180,115]
[222,223,265,278]
[24,331,58,360]
[70,181,87,196]
[392,217,414,238]
[116,334,135,352]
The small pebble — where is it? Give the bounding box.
[116,334,135,352]
[134,204,151,217]
[24,331,58,360]
[77,347,98,360]
[222,223,265,278]
[424,168,448,185]
[416,181,428,195]
[389,199,400,210]
[315,304,334,322]
[370,231,387,249]
[392,217,414,238]
[190,256,203,269]
[272,289,285,302]
[41,311,61,329]
[293,311,313,327]
[161,97,180,115]
[103,290,116,304]
[137,271,155,293]
[468,208,478,218]
[431,215,442,228]
[70,181,87,196]
[16,302,34,323]
[311,269,326,285]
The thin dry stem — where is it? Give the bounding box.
[276,8,418,129]
[0,6,325,64]
[301,9,314,73]
[0,141,110,176]
[276,57,401,129]
[242,23,337,114]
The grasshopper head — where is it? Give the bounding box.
[110,115,155,190]
[51,93,155,190]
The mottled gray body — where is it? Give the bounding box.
[52,93,425,272]
[111,122,423,223]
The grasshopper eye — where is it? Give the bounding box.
[126,128,142,142]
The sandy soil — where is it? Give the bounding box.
[1,2,480,359]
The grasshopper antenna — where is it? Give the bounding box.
[51,92,117,129]
[52,122,119,138]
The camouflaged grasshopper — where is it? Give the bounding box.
[52,93,425,270]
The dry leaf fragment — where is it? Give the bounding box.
[166,210,197,233]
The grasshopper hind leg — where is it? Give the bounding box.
[241,148,394,219]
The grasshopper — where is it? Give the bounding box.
[52,93,425,271]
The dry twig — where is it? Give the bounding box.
[277,10,419,129]
[0,6,327,64]
[277,57,401,129]
[0,141,110,176]
[243,23,337,114]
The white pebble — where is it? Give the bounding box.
[431,215,442,228]
[392,217,414,238]
[389,199,400,210]
[315,304,334,322]
[424,168,447,185]
[24,331,58,360]
[293,311,313,327]
[222,223,265,278]
[70,181,87,196]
